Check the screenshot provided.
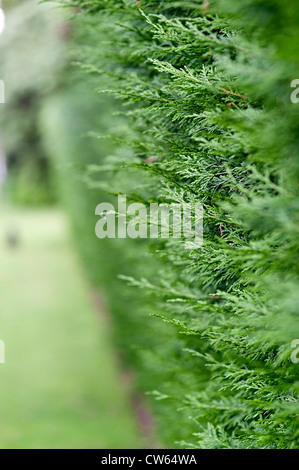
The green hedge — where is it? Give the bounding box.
[45,0,299,448]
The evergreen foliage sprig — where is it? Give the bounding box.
[48,0,299,448]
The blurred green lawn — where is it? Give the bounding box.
[0,206,141,449]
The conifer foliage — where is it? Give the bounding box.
[52,0,299,447]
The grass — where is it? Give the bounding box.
[0,205,141,449]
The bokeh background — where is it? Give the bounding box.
[0,0,155,449]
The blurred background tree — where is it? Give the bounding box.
[0,0,68,205]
